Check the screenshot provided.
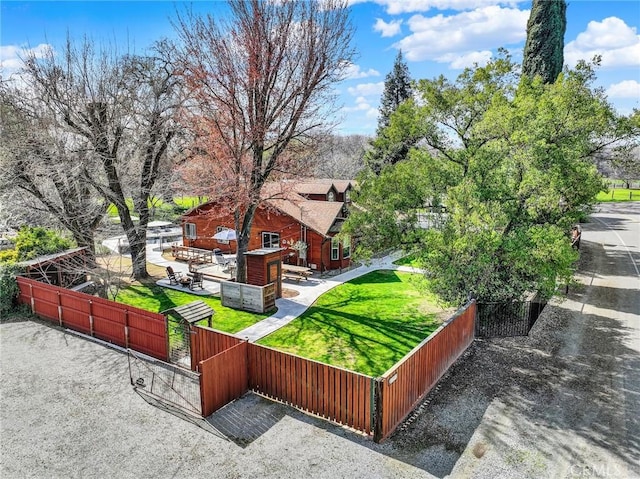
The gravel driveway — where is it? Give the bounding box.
[1,203,638,478]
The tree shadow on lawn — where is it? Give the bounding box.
[263,300,440,377]
[282,301,638,478]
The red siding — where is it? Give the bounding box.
[183,204,349,272]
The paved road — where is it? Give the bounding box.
[445,202,640,478]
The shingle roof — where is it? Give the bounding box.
[183,179,351,237]
[292,179,353,195]
[268,197,344,237]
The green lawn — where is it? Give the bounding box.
[393,253,422,268]
[597,188,640,202]
[107,196,207,218]
[258,270,449,377]
[115,283,270,334]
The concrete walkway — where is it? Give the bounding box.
[146,245,423,341]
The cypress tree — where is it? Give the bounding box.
[522,0,567,84]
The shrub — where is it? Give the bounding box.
[14,226,73,261]
[0,263,21,317]
[0,249,18,264]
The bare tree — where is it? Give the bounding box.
[312,134,369,179]
[0,90,107,263]
[12,38,182,279]
[173,0,355,283]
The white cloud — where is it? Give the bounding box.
[347,81,385,97]
[394,6,528,67]
[343,62,381,79]
[565,17,640,68]
[373,18,403,37]
[349,0,514,15]
[0,43,53,75]
[607,80,640,99]
[437,50,493,69]
[342,96,378,121]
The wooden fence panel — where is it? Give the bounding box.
[16,277,168,361]
[90,301,127,345]
[247,343,373,435]
[127,310,169,360]
[199,342,249,417]
[190,326,243,371]
[375,301,476,442]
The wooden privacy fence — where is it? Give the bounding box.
[16,276,168,361]
[193,301,476,441]
[374,301,476,442]
[248,343,374,435]
[190,325,244,371]
[199,342,249,416]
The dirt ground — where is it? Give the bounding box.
[1,202,638,478]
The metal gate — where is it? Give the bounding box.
[167,316,192,368]
[475,298,547,338]
[128,349,201,416]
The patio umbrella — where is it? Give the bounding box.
[212,229,237,241]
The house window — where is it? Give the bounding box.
[184,223,196,239]
[342,236,351,259]
[331,237,340,261]
[262,232,280,249]
[327,191,336,202]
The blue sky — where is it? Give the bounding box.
[1,0,639,135]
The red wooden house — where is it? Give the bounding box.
[181,180,354,273]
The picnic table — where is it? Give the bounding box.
[282,264,313,282]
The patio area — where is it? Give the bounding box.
[155,277,220,296]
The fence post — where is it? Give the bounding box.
[373,378,384,443]
[124,310,130,349]
[89,300,94,337]
[57,291,63,327]
[29,283,35,314]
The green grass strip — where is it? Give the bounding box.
[115,283,270,334]
[597,188,640,202]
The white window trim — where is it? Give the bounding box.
[331,237,339,261]
[342,236,351,259]
[185,223,197,239]
[262,232,280,249]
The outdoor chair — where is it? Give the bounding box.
[214,249,231,270]
[166,266,183,285]
[189,272,204,291]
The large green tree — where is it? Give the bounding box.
[522,0,567,84]
[346,55,636,304]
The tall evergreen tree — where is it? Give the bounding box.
[522,0,567,84]
[365,51,413,174]
[377,51,412,133]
